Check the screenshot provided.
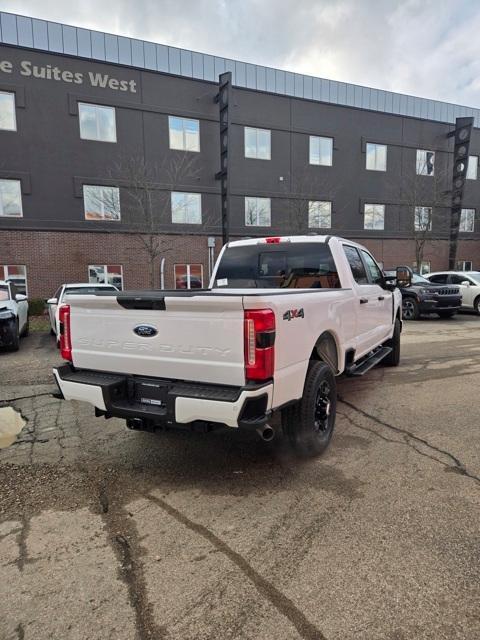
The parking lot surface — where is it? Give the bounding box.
[1,315,479,640]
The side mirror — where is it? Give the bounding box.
[396,266,413,288]
[47,297,58,305]
[15,294,27,302]
[461,281,470,287]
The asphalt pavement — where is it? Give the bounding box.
[0,315,479,640]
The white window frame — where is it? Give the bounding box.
[416,149,435,176]
[83,185,121,221]
[174,264,204,290]
[0,91,17,131]
[244,127,271,160]
[1,265,27,296]
[245,196,271,227]
[79,102,117,143]
[413,260,431,275]
[88,264,123,289]
[0,178,23,218]
[414,206,433,231]
[363,203,385,230]
[459,208,475,232]
[171,192,202,224]
[309,136,333,166]
[467,156,478,180]
[366,142,387,171]
[456,260,473,271]
[168,116,200,152]
[308,200,332,229]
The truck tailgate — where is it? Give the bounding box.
[68,292,246,386]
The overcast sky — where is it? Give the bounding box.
[2,0,480,107]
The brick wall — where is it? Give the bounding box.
[1,229,479,298]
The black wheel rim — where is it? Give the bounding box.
[402,300,414,319]
[314,380,331,433]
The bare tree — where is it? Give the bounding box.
[89,152,215,288]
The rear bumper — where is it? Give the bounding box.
[53,364,273,429]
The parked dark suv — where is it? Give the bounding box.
[384,271,462,320]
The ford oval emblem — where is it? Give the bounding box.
[133,324,158,338]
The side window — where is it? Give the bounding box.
[361,250,384,285]
[344,246,368,285]
[9,282,18,299]
[54,287,63,300]
[429,274,448,284]
[449,274,466,285]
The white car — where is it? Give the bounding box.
[0,280,29,351]
[47,283,118,340]
[424,271,480,314]
[53,235,406,457]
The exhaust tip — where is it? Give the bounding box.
[257,425,275,442]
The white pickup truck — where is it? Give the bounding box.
[0,280,29,351]
[53,236,407,456]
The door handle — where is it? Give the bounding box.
[360,298,368,304]
[378,296,385,300]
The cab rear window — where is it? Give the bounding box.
[215,242,341,289]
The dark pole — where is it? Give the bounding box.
[215,71,232,246]
[448,117,474,270]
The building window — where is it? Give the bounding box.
[0,265,27,295]
[456,260,473,271]
[413,260,431,275]
[244,127,271,160]
[467,156,478,180]
[416,149,435,176]
[364,204,385,230]
[366,143,387,171]
[88,265,123,289]
[245,197,271,226]
[174,264,204,289]
[0,179,23,217]
[414,206,432,231]
[308,201,331,228]
[83,185,121,221]
[460,208,475,232]
[168,116,200,152]
[309,136,333,166]
[79,103,116,143]
[0,91,16,131]
[171,192,202,224]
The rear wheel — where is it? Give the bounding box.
[384,317,401,366]
[438,311,456,319]
[282,361,336,457]
[402,298,419,320]
[474,296,480,315]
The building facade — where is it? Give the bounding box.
[1,11,480,298]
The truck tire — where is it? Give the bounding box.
[384,318,401,366]
[402,297,419,320]
[21,316,30,337]
[10,321,20,352]
[282,361,336,457]
[437,311,456,319]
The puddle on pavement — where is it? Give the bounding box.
[0,406,26,448]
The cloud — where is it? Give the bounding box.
[2,0,480,107]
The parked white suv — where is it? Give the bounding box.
[0,281,29,351]
[425,271,480,314]
[47,283,118,341]
[53,236,407,456]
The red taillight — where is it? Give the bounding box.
[265,237,281,244]
[59,304,72,362]
[244,309,275,381]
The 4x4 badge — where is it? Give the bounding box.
[283,308,305,321]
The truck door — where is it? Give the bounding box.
[360,249,393,342]
[343,245,385,357]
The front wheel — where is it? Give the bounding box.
[282,361,336,457]
[10,321,20,352]
[384,317,401,366]
[474,296,480,315]
[402,298,419,320]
